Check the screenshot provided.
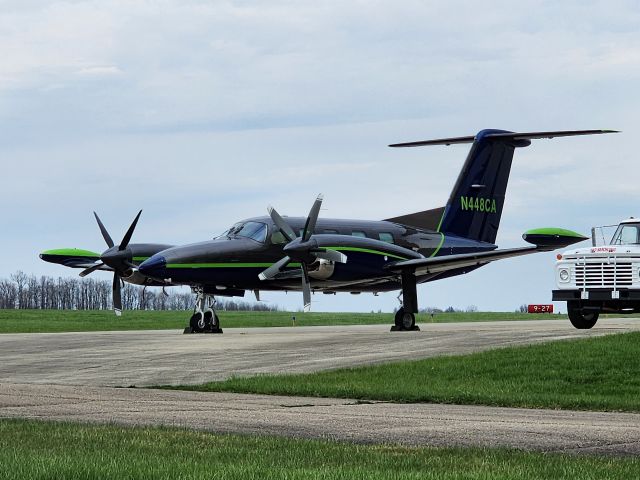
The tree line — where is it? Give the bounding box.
[0,272,278,311]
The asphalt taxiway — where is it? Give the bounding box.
[0,319,635,387]
[1,318,639,454]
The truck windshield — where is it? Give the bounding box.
[611,224,640,245]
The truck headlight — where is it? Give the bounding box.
[559,268,570,282]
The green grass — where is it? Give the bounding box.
[169,332,640,413]
[0,419,637,479]
[0,309,563,333]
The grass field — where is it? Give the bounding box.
[0,419,637,480]
[0,309,563,333]
[168,332,640,412]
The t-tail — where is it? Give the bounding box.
[387,129,617,244]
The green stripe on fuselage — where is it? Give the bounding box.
[165,246,409,269]
[166,262,303,269]
[429,233,445,257]
[325,246,407,260]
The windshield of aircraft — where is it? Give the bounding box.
[217,221,267,243]
[610,223,640,245]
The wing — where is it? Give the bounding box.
[39,248,114,271]
[385,246,539,276]
[385,227,588,276]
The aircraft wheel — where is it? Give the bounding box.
[394,308,415,330]
[402,311,416,330]
[190,311,205,333]
[203,309,214,330]
[394,308,404,329]
[567,301,599,329]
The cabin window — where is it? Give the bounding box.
[270,230,287,245]
[352,231,366,238]
[323,229,338,234]
[378,232,394,243]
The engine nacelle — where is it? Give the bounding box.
[121,268,150,286]
[308,259,335,280]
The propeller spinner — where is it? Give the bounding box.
[258,195,347,311]
[79,210,142,316]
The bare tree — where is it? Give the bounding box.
[0,272,280,312]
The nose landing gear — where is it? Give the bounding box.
[184,287,223,334]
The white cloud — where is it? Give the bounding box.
[2,0,640,312]
[75,65,123,76]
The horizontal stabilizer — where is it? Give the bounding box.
[389,129,618,148]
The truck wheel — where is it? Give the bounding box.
[567,302,599,329]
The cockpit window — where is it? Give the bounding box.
[611,224,640,245]
[217,222,267,243]
[234,222,267,243]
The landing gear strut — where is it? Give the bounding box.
[184,288,223,334]
[391,271,420,332]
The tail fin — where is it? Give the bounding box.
[389,129,617,244]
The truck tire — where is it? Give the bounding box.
[567,301,599,329]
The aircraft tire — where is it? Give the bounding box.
[190,312,205,333]
[567,301,599,329]
[203,309,214,330]
[394,308,405,329]
[394,308,415,330]
[402,311,415,330]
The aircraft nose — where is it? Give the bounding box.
[139,255,167,278]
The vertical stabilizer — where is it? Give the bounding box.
[438,129,523,243]
[388,128,616,244]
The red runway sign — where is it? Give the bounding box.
[528,304,554,313]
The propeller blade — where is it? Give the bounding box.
[301,263,311,312]
[79,262,104,278]
[258,256,291,281]
[302,194,323,242]
[267,206,297,242]
[313,249,347,263]
[94,212,114,248]
[119,210,142,251]
[112,273,122,316]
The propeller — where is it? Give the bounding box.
[79,210,142,316]
[258,194,347,312]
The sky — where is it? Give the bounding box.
[1,0,639,313]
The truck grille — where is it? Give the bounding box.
[575,262,633,288]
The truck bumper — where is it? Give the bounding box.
[552,289,640,301]
[553,289,640,313]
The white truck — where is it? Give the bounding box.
[553,218,640,329]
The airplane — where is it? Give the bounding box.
[40,128,615,333]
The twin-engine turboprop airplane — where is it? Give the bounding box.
[41,128,614,332]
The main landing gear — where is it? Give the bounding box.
[184,288,223,334]
[391,271,420,332]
